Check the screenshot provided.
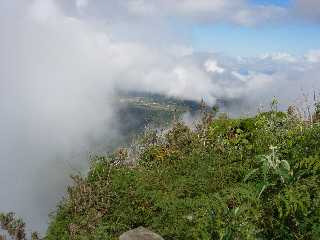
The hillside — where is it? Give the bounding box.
[44,106,320,239]
[112,93,203,148]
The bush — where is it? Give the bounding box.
[46,111,320,239]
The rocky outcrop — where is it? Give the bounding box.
[119,227,164,240]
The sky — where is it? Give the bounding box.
[178,0,320,56]
[0,0,320,234]
[191,22,320,56]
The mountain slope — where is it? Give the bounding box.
[47,110,320,239]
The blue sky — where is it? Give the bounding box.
[251,0,290,7]
[188,0,320,57]
[191,23,320,57]
[66,0,320,57]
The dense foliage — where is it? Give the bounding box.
[43,107,320,240]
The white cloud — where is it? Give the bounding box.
[231,5,287,26]
[305,49,320,63]
[29,0,61,22]
[126,0,156,17]
[164,0,286,26]
[204,60,225,74]
[76,0,88,10]
[260,52,297,62]
[59,0,287,26]
[57,0,320,25]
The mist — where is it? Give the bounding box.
[1,0,320,233]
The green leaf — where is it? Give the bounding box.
[243,168,259,183]
[258,184,268,199]
[280,160,291,172]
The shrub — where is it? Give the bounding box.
[46,109,320,239]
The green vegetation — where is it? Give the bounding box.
[1,96,319,240]
[45,106,320,239]
[113,93,200,148]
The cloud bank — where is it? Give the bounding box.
[0,0,320,234]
